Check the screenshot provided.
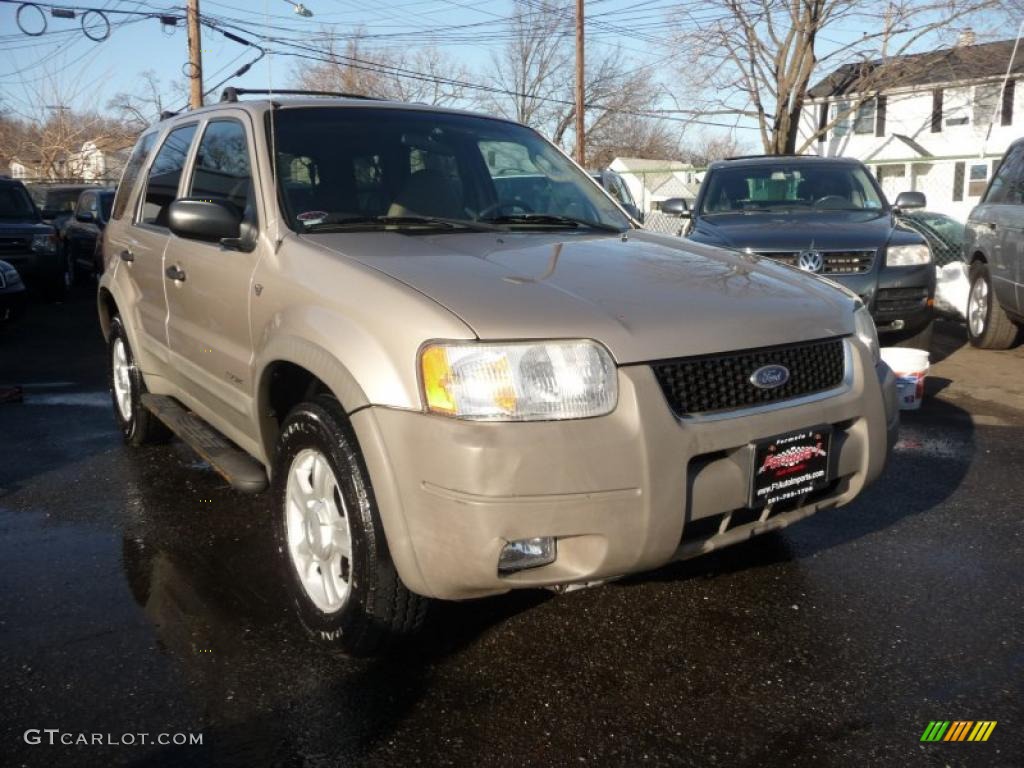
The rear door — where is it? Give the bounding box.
[126,124,198,362]
[164,115,263,436]
[979,144,1024,313]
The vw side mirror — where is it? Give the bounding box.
[661,197,690,217]
[893,191,926,210]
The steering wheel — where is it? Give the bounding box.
[813,195,848,209]
[477,200,534,219]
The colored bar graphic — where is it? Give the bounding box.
[921,721,996,742]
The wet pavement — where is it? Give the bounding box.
[1,292,1022,767]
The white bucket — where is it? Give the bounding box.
[880,347,930,410]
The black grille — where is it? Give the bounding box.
[652,337,846,416]
[756,250,875,274]
[876,287,929,315]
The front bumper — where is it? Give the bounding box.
[828,263,935,335]
[354,339,897,600]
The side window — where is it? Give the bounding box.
[985,146,1024,205]
[76,192,94,216]
[112,132,156,220]
[188,120,254,216]
[140,125,197,227]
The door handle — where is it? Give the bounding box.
[119,249,135,262]
[165,265,186,282]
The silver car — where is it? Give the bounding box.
[964,138,1024,348]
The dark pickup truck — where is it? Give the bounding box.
[685,155,936,348]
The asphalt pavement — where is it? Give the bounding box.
[1,289,1022,768]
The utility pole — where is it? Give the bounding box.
[186,0,204,109]
[575,0,585,167]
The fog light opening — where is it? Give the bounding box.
[498,537,556,574]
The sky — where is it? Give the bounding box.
[0,0,1013,146]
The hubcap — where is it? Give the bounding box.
[284,448,353,614]
[968,277,989,337]
[112,338,133,421]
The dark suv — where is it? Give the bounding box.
[0,177,64,297]
[686,156,936,348]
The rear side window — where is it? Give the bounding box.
[984,145,1024,205]
[140,124,197,227]
[188,120,254,215]
[112,132,156,220]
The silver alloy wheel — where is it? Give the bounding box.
[968,276,989,337]
[284,448,353,614]
[112,337,133,421]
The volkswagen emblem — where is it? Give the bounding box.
[797,250,825,273]
[749,364,790,390]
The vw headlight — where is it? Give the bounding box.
[885,243,931,267]
[420,340,618,421]
[31,234,58,254]
[853,304,880,364]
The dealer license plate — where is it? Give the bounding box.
[749,426,832,508]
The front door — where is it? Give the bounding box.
[164,115,262,435]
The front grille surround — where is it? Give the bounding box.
[652,337,849,418]
[756,249,876,274]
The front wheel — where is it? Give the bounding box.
[967,262,1019,349]
[272,395,428,655]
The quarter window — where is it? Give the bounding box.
[140,125,197,227]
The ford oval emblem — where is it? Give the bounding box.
[750,364,790,390]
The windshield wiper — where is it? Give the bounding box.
[302,215,502,233]
[482,213,623,233]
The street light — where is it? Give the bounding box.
[283,0,313,16]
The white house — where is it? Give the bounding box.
[609,157,703,213]
[799,37,1024,221]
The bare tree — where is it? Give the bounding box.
[107,70,186,131]
[484,2,670,165]
[680,132,750,167]
[674,0,998,154]
[292,28,467,106]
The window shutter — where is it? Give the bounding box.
[817,102,828,143]
[875,95,887,136]
[1002,80,1015,126]
[953,161,965,201]
[932,89,944,132]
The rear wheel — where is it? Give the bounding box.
[967,262,1019,349]
[109,316,171,446]
[272,395,428,655]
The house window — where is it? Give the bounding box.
[1002,80,1015,126]
[953,161,965,201]
[968,163,988,197]
[974,83,1001,127]
[944,87,970,126]
[853,99,876,134]
[831,100,850,137]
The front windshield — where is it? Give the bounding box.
[271,107,629,232]
[700,164,885,214]
[39,189,81,213]
[0,185,38,220]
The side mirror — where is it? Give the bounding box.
[168,198,241,243]
[893,191,926,210]
[661,197,690,217]
[76,211,95,223]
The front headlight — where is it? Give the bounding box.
[853,304,880,364]
[31,234,58,254]
[420,340,618,421]
[885,243,931,267]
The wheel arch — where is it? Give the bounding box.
[97,287,118,340]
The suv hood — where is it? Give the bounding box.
[692,210,923,251]
[307,230,855,364]
[0,220,51,235]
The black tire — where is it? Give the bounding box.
[271,394,428,655]
[108,316,171,446]
[967,261,1019,350]
[889,319,934,351]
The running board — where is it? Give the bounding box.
[140,394,268,493]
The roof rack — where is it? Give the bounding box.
[723,154,811,161]
[219,87,381,103]
[159,110,179,121]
